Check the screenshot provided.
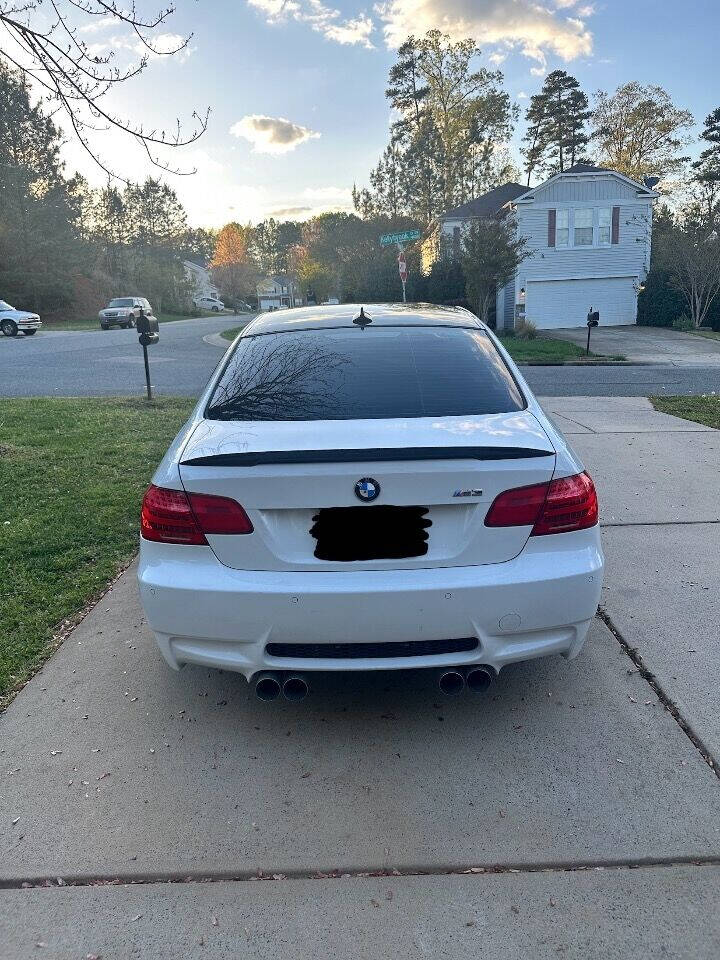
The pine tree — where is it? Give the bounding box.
[692,107,720,230]
[522,71,591,182]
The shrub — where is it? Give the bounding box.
[514,319,537,340]
[672,314,694,331]
[636,267,684,327]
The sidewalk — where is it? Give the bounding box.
[1,397,719,959]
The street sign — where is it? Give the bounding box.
[379,229,421,247]
[398,251,408,283]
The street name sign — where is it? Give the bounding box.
[379,229,421,246]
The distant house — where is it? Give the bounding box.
[424,165,659,329]
[256,276,303,312]
[183,261,219,300]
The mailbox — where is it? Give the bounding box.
[586,310,599,327]
[137,312,159,346]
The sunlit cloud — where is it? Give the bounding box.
[230,115,321,154]
[376,0,593,63]
[248,0,374,48]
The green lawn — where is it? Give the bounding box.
[221,325,244,341]
[497,334,620,363]
[651,395,720,430]
[0,397,194,706]
[690,329,720,341]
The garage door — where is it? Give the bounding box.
[526,277,637,329]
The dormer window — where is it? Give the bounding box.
[574,209,593,246]
[556,210,569,247]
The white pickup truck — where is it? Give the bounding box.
[0,300,42,337]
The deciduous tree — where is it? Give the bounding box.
[591,83,693,183]
[461,218,530,326]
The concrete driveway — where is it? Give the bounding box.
[1,397,719,958]
[546,324,720,365]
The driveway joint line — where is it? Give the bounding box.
[601,520,720,528]
[3,856,720,890]
[597,607,720,780]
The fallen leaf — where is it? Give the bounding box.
[370,899,381,908]
[130,914,143,922]
[50,750,62,756]
[511,905,520,914]
[616,758,625,764]
[300,772,311,779]
[12,817,20,826]
[211,916,219,926]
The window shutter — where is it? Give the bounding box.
[611,206,620,244]
[548,209,556,247]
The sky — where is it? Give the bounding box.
[56,0,720,228]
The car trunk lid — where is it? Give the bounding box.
[178,412,556,572]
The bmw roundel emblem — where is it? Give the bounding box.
[355,477,380,502]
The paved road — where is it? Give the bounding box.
[1,397,719,958]
[3,316,720,397]
[0,314,237,398]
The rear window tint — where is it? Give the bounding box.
[206,326,524,421]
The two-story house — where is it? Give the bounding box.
[424,164,658,329]
[256,275,303,312]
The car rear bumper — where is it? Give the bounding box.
[138,528,604,679]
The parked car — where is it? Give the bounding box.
[138,303,603,702]
[99,297,153,330]
[0,300,42,337]
[194,295,225,312]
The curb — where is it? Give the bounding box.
[202,332,231,349]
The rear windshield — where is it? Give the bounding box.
[206,326,524,422]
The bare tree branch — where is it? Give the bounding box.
[0,0,208,180]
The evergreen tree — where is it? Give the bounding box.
[0,62,84,311]
[521,70,591,182]
[692,107,720,231]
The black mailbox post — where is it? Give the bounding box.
[137,311,159,399]
[586,308,599,355]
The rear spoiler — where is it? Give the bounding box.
[181,446,555,468]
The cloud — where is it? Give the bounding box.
[375,0,593,63]
[86,32,195,62]
[79,16,116,34]
[247,0,374,48]
[270,205,314,217]
[230,115,321,154]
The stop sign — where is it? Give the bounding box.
[398,251,408,282]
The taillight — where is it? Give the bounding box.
[140,484,253,544]
[484,472,598,536]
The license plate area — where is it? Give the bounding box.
[310,505,431,562]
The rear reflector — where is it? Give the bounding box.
[141,484,252,544]
[484,472,598,536]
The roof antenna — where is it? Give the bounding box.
[353,306,372,329]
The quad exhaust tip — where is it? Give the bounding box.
[438,665,495,695]
[282,675,309,701]
[466,665,495,693]
[254,672,309,701]
[255,672,282,702]
[438,669,465,696]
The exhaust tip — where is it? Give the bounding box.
[255,673,281,701]
[438,669,465,696]
[283,675,309,701]
[466,666,494,693]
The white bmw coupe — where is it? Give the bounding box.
[138,304,603,701]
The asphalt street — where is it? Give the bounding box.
[1,397,719,958]
[3,315,720,397]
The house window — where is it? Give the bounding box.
[598,208,612,245]
[574,208,593,246]
[556,209,569,247]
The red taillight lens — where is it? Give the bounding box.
[140,485,253,544]
[484,481,548,528]
[484,472,598,536]
[531,472,598,536]
[187,491,253,535]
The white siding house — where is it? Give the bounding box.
[183,260,219,300]
[256,276,303,312]
[426,165,658,330]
